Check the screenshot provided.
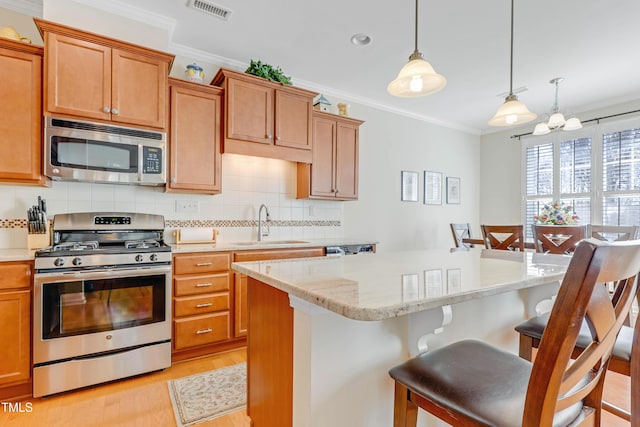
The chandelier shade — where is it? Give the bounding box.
[489,0,536,127]
[387,0,446,97]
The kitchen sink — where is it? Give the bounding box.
[231,240,309,246]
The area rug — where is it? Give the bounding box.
[168,362,246,427]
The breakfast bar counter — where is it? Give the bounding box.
[232,248,571,427]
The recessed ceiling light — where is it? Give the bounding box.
[350,33,372,46]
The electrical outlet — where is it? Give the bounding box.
[175,200,200,213]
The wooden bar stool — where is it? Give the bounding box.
[531,224,586,254]
[389,239,640,426]
[450,223,484,249]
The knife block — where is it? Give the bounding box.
[28,232,51,250]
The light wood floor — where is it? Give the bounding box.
[0,347,631,426]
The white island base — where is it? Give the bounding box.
[247,277,560,427]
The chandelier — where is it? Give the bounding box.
[532,77,582,136]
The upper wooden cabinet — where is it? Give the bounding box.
[0,39,46,186]
[297,111,363,200]
[35,19,173,130]
[211,68,316,163]
[167,78,222,194]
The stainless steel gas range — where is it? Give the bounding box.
[33,212,172,397]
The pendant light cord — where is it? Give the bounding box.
[414,0,419,54]
[509,0,514,96]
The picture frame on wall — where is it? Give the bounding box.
[446,176,461,204]
[424,171,442,205]
[401,171,419,202]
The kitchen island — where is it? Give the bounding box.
[232,248,571,427]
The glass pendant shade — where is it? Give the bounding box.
[488,95,537,127]
[547,112,566,129]
[563,116,583,131]
[387,55,446,97]
[533,122,551,135]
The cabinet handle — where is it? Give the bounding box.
[266,133,272,139]
[111,108,119,115]
[276,135,280,141]
[196,303,213,308]
[196,262,213,267]
[196,328,213,335]
[195,282,212,287]
[103,107,110,113]
[171,177,177,183]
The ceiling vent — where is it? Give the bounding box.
[189,0,232,21]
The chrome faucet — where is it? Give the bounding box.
[257,204,271,241]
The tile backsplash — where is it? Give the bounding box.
[0,154,344,249]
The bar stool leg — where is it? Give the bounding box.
[393,382,418,427]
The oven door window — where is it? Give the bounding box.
[41,274,165,339]
[50,136,137,173]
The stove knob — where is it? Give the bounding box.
[72,257,82,266]
[150,254,158,262]
[135,254,144,262]
[54,258,65,267]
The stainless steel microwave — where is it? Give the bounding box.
[44,117,166,186]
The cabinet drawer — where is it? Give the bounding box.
[174,293,229,317]
[174,253,230,274]
[173,312,230,350]
[174,273,229,296]
[0,262,32,290]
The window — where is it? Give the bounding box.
[524,137,591,238]
[523,117,640,235]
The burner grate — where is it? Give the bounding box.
[124,240,161,249]
[53,241,99,251]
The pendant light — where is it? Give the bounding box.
[387,0,446,97]
[488,0,536,126]
[532,77,583,136]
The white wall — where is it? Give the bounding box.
[480,98,640,225]
[343,105,480,252]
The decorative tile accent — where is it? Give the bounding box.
[165,219,341,228]
[0,219,340,229]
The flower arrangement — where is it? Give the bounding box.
[534,201,579,225]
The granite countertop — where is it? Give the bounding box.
[170,238,377,253]
[0,249,37,262]
[0,238,376,261]
[232,248,571,321]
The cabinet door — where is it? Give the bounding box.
[112,49,167,129]
[226,78,273,144]
[0,290,30,385]
[169,84,221,193]
[274,90,312,150]
[334,121,359,200]
[310,116,337,198]
[0,45,44,184]
[45,33,111,121]
[234,273,248,337]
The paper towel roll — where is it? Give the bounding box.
[179,227,215,242]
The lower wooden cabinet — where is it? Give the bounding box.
[232,248,325,338]
[0,261,33,401]
[172,252,237,361]
[172,248,325,361]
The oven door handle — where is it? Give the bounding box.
[34,265,171,284]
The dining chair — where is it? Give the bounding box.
[531,224,586,254]
[481,224,525,251]
[389,238,640,427]
[449,223,484,249]
[589,224,639,242]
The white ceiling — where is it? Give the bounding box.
[13,0,640,135]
